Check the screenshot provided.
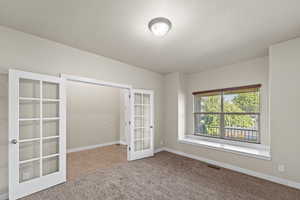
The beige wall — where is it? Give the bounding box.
[119,89,129,144]
[66,81,121,150]
[269,37,300,183]
[0,26,164,195]
[0,74,8,194]
[185,57,270,145]
[164,42,300,185]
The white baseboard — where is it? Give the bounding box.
[162,147,300,190]
[119,140,127,145]
[154,148,164,153]
[0,193,8,200]
[67,141,120,153]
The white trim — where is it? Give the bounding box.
[180,137,271,160]
[0,193,8,200]
[119,140,127,145]
[60,74,132,90]
[161,147,300,190]
[67,141,121,153]
[154,148,164,153]
[187,134,268,150]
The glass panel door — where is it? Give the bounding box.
[130,89,154,160]
[9,70,66,200]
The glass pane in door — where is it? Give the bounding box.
[19,160,40,183]
[19,141,40,161]
[134,93,142,104]
[43,156,59,176]
[43,120,59,137]
[134,129,143,140]
[19,79,40,98]
[143,94,150,105]
[19,100,40,119]
[19,121,40,140]
[43,138,59,156]
[143,138,150,149]
[43,102,59,118]
[43,82,59,99]
[134,140,143,151]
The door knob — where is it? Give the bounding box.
[11,139,18,144]
[150,126,153,129]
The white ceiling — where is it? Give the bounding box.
[0,0,300,74]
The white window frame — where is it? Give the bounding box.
[192,85,261,144]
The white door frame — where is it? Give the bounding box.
[60,74,134,160]
[9,69,66,200]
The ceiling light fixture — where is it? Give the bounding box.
[148,17,172,37]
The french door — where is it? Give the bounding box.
[9,70,66,199]
[129,89,154,160]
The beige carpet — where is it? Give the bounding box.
[22,151,300,200]
[67,144,127,180]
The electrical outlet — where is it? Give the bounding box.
[278,164,285,172]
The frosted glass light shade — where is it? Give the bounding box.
[148,17,172,37]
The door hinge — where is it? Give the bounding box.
[129,146,131,151]
[129,121,131,125]
[129,94,131,99]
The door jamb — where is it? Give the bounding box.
[60,74,134,161]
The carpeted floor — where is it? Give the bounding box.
[67,144,128,180]
[22,151,300,200]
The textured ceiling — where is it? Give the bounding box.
[0,0,300,74]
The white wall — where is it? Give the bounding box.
[164,50,300,185]
[0,26,164,195]
[66,81,121,150]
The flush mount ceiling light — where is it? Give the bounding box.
[148,17,172,37]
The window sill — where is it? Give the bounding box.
[179,135,271,160]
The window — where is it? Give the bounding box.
[193,84,261,143]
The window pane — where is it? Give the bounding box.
[194,94,221,112]
[224,90,260,113]
[194,114,220,137]
[224,114,259,143]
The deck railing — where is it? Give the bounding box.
[195,126,259,143]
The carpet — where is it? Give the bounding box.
[22,151,300,200]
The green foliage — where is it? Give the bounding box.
[200,96,220,135]
[202,95,220,112]
[232,92,259,112]
[198,92,259,135]
[223,103,253,128]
